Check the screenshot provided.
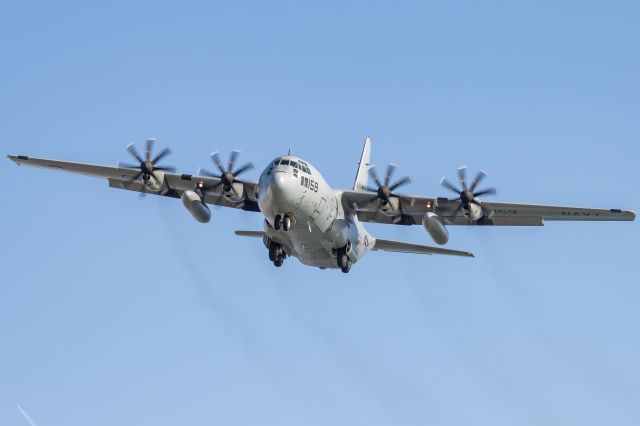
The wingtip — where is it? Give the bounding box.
[7,155,21,164]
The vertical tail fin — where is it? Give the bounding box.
[353,137,372,191]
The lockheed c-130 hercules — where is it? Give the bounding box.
[7,138,635,273]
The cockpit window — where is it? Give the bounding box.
[290,162,299,169]
[281,160,290,166]
[273,160,280,165]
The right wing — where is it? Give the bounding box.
[373,238,474,258]
[7,155,261,212]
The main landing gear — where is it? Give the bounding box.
[268,241,287,267]
[336,246,352,273]
[273,214,293,232]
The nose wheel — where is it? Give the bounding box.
[273,214,293,231]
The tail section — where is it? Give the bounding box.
[353,137,372,191]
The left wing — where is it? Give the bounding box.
[341,190,636,226]
[7,155,261,211]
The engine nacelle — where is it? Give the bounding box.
[378,198,400,217]
[144,170,165,192]
[223,182,245,203]
[466,202,483,220]
[181,190,211,223]
[422,212,449,245]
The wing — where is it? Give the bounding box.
[341,190,635,226]
[7,155,260,212]
[340,190,437,225]
[373,238,474,257]
[468,201,636,225]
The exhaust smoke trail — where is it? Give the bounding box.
[17,405,37,426]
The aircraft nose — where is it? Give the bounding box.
[257,167,298,219]
[270,172,289,202]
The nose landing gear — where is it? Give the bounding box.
[273,214,294,231]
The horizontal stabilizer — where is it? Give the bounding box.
[373,238,474,258]
[235,230,265,238]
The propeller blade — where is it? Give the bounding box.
[469,170,487,192]
[440,177,462,194]
[154,166,176,172]
[473,188,497,197]
[389,176,412,192]
[198,167,217,177]
[127,171,143,183]
[233,162,254,177]
[118,162,140,169]
[126,143,144,163]
[366,186,379,193]
[369,167,383,189]
[228,150,240,173]
[145,138,156,162]
[384,163,397,187]
[211,152,225,175]
[151,147,171,165]
[457,166,468,191]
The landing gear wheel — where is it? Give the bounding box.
[274,215,282,230]
[341,259,352,273]
[283,215,292,232]
[273,251,286,267]
[268,242,279,262]
[337,249,349,269]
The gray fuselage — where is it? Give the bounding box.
[257,156,373,269]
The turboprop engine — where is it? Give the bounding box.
[118,138,175,194]
[181,190,211,223]
[199,150,253,204]
[367,163,412,216]
[440,166,497,221]
[422,212,449,245]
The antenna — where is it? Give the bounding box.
[288,148,291,156]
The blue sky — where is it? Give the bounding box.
[1,1,639,425]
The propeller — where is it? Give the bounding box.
[199,150,254,193]
[367,163,412,205]
[440,166,497,213]
[118,138,175,183]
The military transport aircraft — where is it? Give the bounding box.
[7,138,636,273]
